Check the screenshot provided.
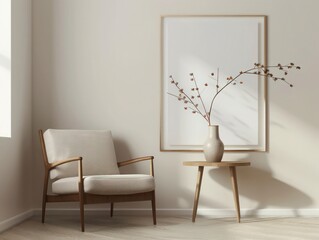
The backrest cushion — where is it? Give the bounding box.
[44,129,120,180]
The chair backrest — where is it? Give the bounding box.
[43,129,120,180]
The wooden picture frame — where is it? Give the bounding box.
[161,15,267,152]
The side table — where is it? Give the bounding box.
[183,161,251,223]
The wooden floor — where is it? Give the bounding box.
[1,215,319,240]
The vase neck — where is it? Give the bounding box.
[208,125,219,138]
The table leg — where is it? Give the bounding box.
[229,166,241,223]
[192,166,204,222]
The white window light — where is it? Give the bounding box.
[0,0,11,138]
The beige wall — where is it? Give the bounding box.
[0,0,32,222]
[32,0,319,212]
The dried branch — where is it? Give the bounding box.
[169,63,300,125]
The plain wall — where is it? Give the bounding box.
[32,0,319,212]
[0,0,32,222]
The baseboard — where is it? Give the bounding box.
[33,208,319,218]
[0,210,34,233]
[1,208,319,233]
[197,208,319,217]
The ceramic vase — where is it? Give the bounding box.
[203,125,224,162]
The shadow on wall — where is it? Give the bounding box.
[113,137,146,175]
[113,138,133,175]
[207,158,312,216]
[113,137,132,161]
[113,138,313,213]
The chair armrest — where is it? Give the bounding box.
[49,156,84,184]
[117,156,154,167]
[117,156,155,177]
[49,157,83,170]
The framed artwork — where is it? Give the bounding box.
[161,15,267,151]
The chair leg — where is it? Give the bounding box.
[79,183,85,232]
[42,173,49,223]
[110,203,114,217]
[80,201,84,232]
[151,191,157,225]
[41,196,47,223]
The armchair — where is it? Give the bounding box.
[39,129,156,232]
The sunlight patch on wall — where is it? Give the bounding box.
[0,0,11,138]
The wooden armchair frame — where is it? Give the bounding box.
[39,130,156,232]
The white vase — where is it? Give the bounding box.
[203,125,224,162]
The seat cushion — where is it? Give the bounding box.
[44,129,120,180]
[52,174,155,195]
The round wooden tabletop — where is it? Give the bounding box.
[183,161,250,167]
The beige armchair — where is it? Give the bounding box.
[39,129,156,232]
